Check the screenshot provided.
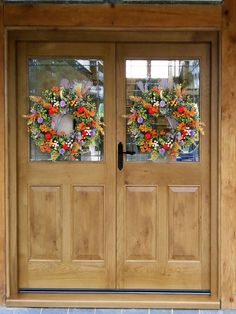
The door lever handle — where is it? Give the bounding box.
[123,151,135,155]
[118,142,135,171]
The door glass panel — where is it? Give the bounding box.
[126,59,200,162]
[28,58,104,161]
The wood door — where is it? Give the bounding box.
[17,42,116,289]
[117,43,213,291]
[16,40,215,292]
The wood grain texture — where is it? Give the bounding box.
[0,2,5,305]
[15,42,116,289]
[3,4,221,28]
[125,186,157,261]
[72,186,105,261]
[4,19,221,309]
[29,186,62,261]
[168,186,200,261]
[6,293,220,309]
[221,0,236,308]
[117,42,213,291]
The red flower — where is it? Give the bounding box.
[151,87,160,93]
[48,108,55,115]
[77,106,84,114]
[82,131,87,137]
[162,143,169,150]
[145,133,151,139]
[177,106,184,114]
[181,131,187,137]
[44,133,51,140]
[148,107,158,114]
[62,144,68,150]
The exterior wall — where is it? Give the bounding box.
[0,0,236,309]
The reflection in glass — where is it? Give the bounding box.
[28,58,104,161]
[126,59,200,162]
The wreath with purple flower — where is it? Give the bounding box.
[26,82,104,161]
[127,85,205,160]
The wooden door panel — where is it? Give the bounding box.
[29,186,62,261]
[72,186,105,261]
[168,185,200,261]
[125,186,157,261]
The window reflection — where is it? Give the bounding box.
[28,58,104,161]
[126,59,200,162]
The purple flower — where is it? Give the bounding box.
[60,100,66,107]
[31,109,36,114]
[59,148,65,154]
[37,117,43,124]
[160,100,166,107]
[159,148,166,155]
[190,130,195,137]
[137,117,143,124]
[90,129,95,136]
[60,78,70,89]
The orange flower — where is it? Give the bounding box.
[30,96,43,102]
[51,86,60,94]
[139,124,150,133]
[143,102,152,109]
[160,129,166,135]
[78,122,86,130]
[191,120,198,127]
[184,108,190,118]
[130,96,143,102]
[29,113,38,121]
[40,143,51,153]
[90,109,95,117]
[83,107,90,117]
[189,109,196,117]
[178,122,186,130]
[129,114,137,121]
[43,102,52,109]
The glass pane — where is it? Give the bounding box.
[126,59,201,162]
[28,58,104,161]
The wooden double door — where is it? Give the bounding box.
[16,40,215,292]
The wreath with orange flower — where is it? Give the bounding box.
[127,85,205,160]
[26,83,103,161]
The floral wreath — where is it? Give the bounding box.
[26,81,104,161]
[127,85,205,160]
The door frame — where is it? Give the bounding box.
[6,30,219,308]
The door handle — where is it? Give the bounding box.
[118,142,135,171]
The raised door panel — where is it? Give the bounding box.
[72,186,105,261]
[168,185,200,261]
[125,186,157,261]
[29,186,62,261]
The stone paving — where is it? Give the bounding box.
[0,309,236,314]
